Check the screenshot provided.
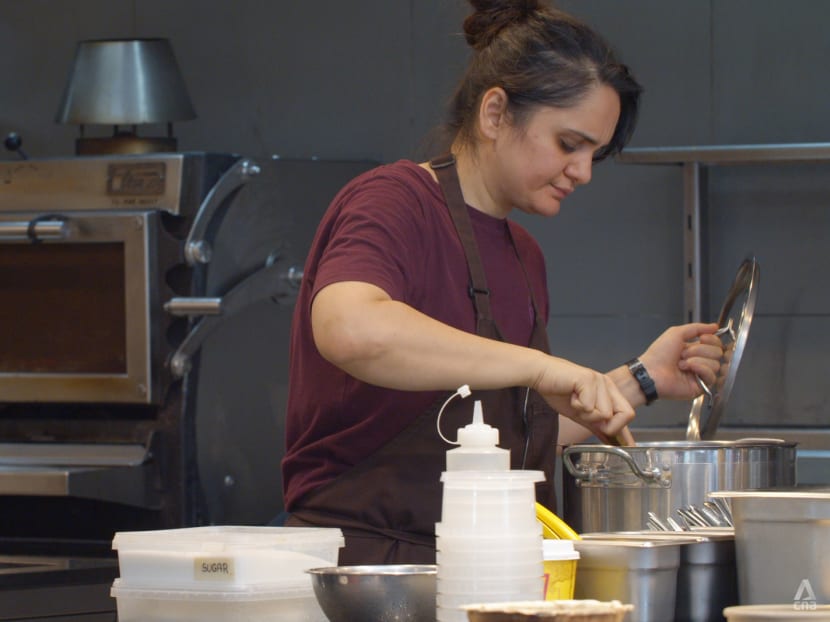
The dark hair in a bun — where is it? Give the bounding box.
[463,0,541,50]
[447,0,642,160]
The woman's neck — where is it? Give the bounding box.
[454,146,508,219]
[420,146,508,219]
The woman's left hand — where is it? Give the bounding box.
[639,323,724,401]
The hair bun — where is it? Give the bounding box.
[464,0,543,50]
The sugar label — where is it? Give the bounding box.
[194,557,235,581]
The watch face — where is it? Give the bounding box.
[628,359,657,403]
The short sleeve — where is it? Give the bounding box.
[313,172,429,303]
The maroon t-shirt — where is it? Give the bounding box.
[282,160,549,509]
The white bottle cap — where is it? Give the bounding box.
[456,400,499,447]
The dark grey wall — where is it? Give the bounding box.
[3,0,829,435]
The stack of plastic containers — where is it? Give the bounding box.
[436,400,545,622]
[109,525,343,622]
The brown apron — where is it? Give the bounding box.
[287,154,559,564]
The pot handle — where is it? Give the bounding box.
[562,445,671,487]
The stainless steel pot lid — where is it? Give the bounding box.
[687,256,760,441]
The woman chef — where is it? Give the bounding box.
[280,0,723,564]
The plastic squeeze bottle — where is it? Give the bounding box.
[445,400,510,471]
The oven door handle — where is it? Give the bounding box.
[184,157,261,265]
[165,259,302,377]
[0,218,69,242]
[164,297,224,317]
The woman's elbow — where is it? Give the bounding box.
[313,318,369,368]
[310,282,391,371]
[311,305,384,370]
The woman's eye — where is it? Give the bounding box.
[559,139,578,153]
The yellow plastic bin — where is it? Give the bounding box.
[535,502,581,600]
[542,539,579,600]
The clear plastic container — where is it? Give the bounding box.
[438,537,542,568]
[438,575,543,594]
[441,471,544,492]
[436,557,542,576]
[437,546,542,566]
[440,473,540,531]
[437,587,545,608]
[112,526,344,590]
[436,526,542,549]
[440,498,539,531]
[438,469,545,622]
[110,579,326,622]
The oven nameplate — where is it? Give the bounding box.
[0,154,184,214]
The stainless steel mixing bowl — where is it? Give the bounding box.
[306,564,437,622]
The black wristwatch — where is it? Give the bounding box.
[626,358,658,405]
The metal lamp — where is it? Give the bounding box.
[55,38,196,155]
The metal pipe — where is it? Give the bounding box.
[618,142,830,165]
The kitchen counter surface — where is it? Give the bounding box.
[0,555,117,620]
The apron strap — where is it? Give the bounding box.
[505,220,547,327]
[430,154,494,323]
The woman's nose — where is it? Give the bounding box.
[565,153,593,186]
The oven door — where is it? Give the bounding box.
[0,211,159,403]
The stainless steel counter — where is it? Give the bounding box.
[0,555,117,620]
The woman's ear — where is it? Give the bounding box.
[478,87,510,141]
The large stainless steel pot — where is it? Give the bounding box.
[562,439,796,533]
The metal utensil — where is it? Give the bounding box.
[677,506,708,528]
[687,318,737,441]
[708,496,734,527]
[688,504,713,526]
[647,511,669,531]
[697,503,724,527]
[695,319,735,408]
[686,394,704,442]
[685,257,760,441]
[702,501,730,526]
[687,323,732,441]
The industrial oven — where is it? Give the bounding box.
[0,151,372,619]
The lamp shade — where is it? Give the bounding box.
[55,38,196,125]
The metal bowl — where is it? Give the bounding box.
[306,564,437,622]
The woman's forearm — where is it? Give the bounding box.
[312,281,635,437]
[312,281,549,391]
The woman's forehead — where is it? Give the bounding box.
[525,84,620,142]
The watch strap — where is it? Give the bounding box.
[626,358,658,405]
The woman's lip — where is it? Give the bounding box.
[552,184,573,199]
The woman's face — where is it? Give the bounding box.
[486,83,621,218]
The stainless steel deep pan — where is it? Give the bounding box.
[561,439,796,533]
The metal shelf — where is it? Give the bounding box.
[618,142,830,165]
[616,142,830,322]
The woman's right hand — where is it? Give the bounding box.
[533,356,635,440]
